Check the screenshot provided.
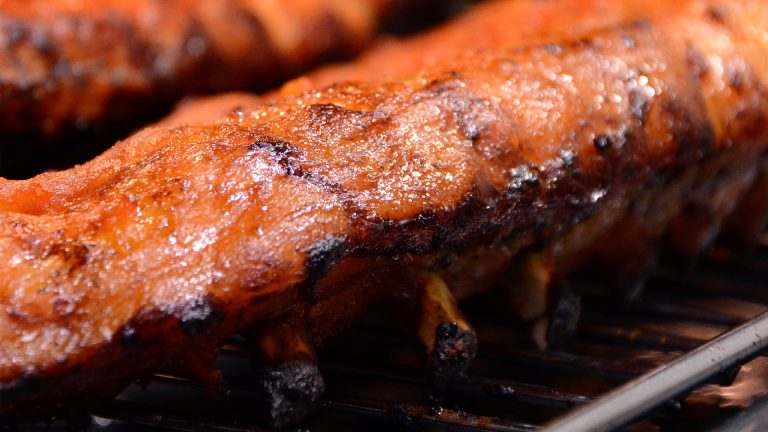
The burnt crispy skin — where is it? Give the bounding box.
[0,0,398,138]
[2,0,768,421]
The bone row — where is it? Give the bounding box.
[242,156,768,428]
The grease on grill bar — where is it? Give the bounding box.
[12,237,768,431]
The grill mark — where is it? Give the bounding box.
[249,139,308,178]
[245,103,390,229]
[245,136,368,283]
[419,77,495,146]
[247,138,353,195]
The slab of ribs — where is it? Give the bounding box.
[2,0,767,427]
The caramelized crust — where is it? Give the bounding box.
[0,0,395,138]
[2,0,768,421]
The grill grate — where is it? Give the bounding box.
[9,235,768,432]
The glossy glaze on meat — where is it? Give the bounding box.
[2,0,768,423]
[0,0,400,139]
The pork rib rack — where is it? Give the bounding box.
[2,0,768,427]
[0,0,413,139]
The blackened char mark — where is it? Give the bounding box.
[248,137,349,197]
[431,322,478,385]
[593,133,613,151]
[304,235,348,293]
[546,281,582,348]
[360,183,520,256]
[28,24,53,57]
[249,139,308,178]
[421,76,495,145]
[258,360,325,428]
[389,403,416,427]
[728,68,745,91]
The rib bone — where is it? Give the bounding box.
[244,316,324,428]
[417,272,478,384]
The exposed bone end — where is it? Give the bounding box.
[431,322,478,385]
[545,282,582,348]
[503,253,555,349]
[416,272,478,384]
[245,317,325,428]
[503,255,582,349]
[502,254,552,322]
[258,360,325,428]
[530,281,582,350]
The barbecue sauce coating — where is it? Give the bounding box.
[2,0,768,420]
[0,0,391,137]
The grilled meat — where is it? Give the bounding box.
[0,0,410,140]
[2,0,768,425]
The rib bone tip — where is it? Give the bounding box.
[258,360,325,428]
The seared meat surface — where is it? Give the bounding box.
[0,0,404,140]
[2,0,768,424]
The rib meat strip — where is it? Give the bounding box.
[0,0,404,138]
[2,0,768,422]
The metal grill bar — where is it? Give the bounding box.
[480,346,652,381]
[321,364,592,408]
[542,311,768,432]
[320,397,537,432]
